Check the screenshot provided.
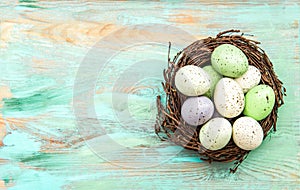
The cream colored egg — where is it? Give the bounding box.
[233,116,264,150]
[199,117,232,150]
[175,65,210,96]
[214,78,245,118]
[235,65,261,93]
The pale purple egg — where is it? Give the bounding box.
[181,96,214,126]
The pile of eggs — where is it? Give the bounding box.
[175,44,275,151]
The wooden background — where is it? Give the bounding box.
[0,0,299,189]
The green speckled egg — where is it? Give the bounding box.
[243,85,275,121]
[203,66,222,98]
[211,44,249,78]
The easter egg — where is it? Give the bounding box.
[211,44,249,78]
[233,116,264,150]
[235,65,261,93]
[199,117,232,150]
[214,78,245,118]
[181,96,214,126]
[203,65,223,98]
[243,84,275,121]
[175,65,210,96]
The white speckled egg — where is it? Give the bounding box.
[233,116,264,150]
[214,78,245,118]
[199,117,232,150]
[181,96,214,126]
[211,44,249,78]
[235,65,261,93]
[175,65,210,96]
[203,65,223,98]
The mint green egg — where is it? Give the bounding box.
[203,66,222,98]
[243,85,275,121]
[211,44,249,78]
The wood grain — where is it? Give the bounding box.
[0,0,299,189]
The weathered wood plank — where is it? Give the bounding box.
[0,0,299,189]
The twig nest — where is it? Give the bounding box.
[155,29,285,172]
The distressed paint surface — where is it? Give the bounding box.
[0,0,299,189]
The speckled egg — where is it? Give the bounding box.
[214,78,245,118]
[233,116,264,150]
[235,65,261,93]
[181,96,214,126]
[203,65,223,98]
[211,44,249,78]
[175,65,210,96]
[199,117,232,150]
[243,84,275,121]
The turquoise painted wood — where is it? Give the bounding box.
[0,1,299,189]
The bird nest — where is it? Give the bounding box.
[154,29,286,172]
